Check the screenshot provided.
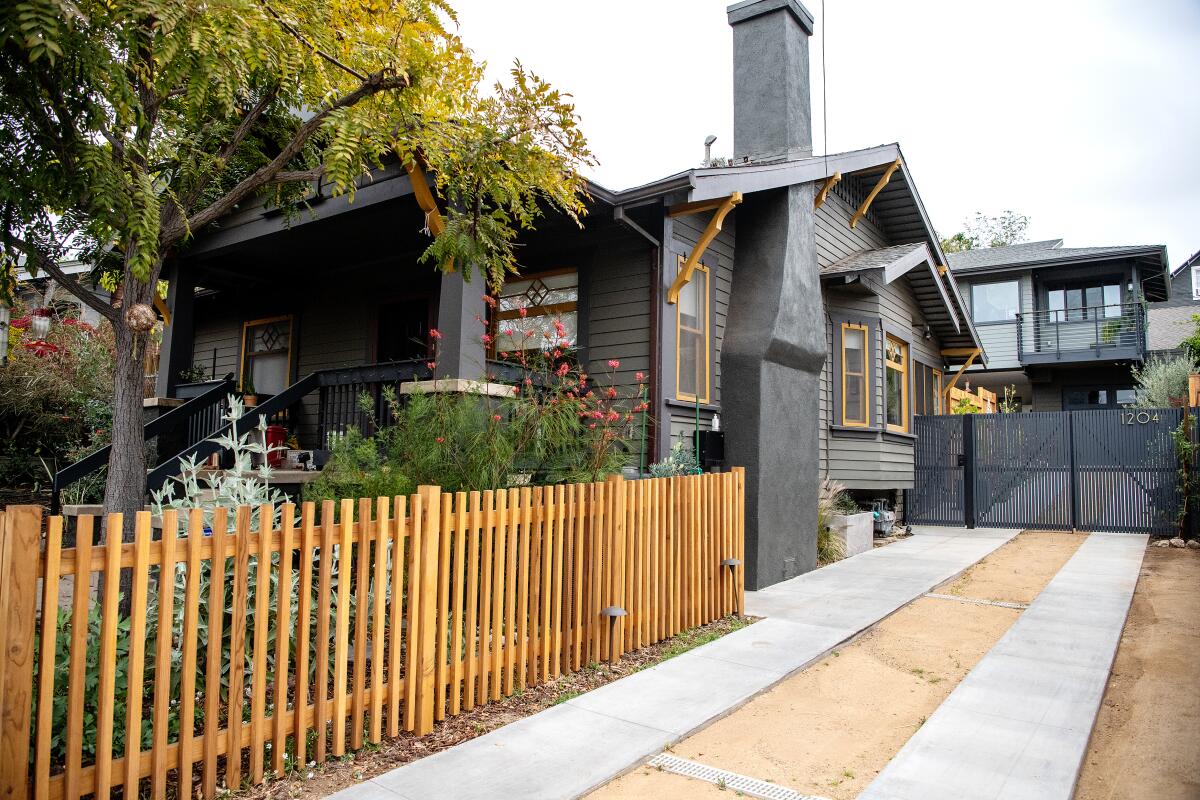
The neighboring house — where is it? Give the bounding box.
[1146,249,1200,357]
[947,239,1170,411]
[66,0,984,588]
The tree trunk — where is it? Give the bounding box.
[103,309,149,532]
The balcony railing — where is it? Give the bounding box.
[1016,302,1146,365]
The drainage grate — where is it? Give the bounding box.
[924,592,1029,610]
[647,754,830,800]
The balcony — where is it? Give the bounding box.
[1017,302,1146,366]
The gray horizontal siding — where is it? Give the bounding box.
[815,184,888,270]
[670,211,735,408]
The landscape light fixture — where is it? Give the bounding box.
[721,558,742,616]
[601,605,627,664]
[0,303,9,367]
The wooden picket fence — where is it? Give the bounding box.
[947,384,998,413]
[0,470,744,800]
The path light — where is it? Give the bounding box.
[721,558,742,617]
[0,303,9,367]
[601,606,627,664]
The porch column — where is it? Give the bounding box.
[434,271,488,379]
[722,184,824,589]
[155,260,196,398]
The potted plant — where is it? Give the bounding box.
[242,374,258,408]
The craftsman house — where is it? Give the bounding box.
[55,0,984,588]
[947,239,1171,410]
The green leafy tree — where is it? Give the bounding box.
[0,0,593,518]
[940,210,1030,252]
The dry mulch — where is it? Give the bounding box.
[242,615,754,800]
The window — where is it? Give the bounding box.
[240,316,292,395]
[676,259,710,402]
[1047,281,1122,321]
[971,281,1019,323]
[1064,385,1137,410]
[885,335,909,432]
[914,362,942,416]
[493,269,578,355]
[840,322,869,426]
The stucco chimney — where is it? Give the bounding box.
[727,0,814,163]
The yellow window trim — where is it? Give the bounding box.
[675,257,711,404]
[885,334,909,433]
[239,314,294,392]
[840,322,870,427]
[933,368,943,415]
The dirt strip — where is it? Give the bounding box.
[1074,546,1200,800]
[589,530,1086,800]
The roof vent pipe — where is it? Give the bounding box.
[703,135,718,167]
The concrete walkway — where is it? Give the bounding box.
[860,532,1147,800]
[327,526,1017,800]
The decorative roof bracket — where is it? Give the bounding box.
[666,192,742,305]
[813,172,841,209]
[941,346,981,395]
[850,159,901,229]
[404,158,445,237]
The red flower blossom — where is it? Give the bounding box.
[482,294,497,308]
[503,328,515,337]
[556,362,570,377]
[607,359,620,369]
[524,377,533,386]
[481,333,492,345]
[429,328,442,339]
[493,414,502,421]
[635,372,646,382]
[588,423,597,430]
[606,387,617,399]
[426,361,437,371]
[518,307,528,318]
[436,436,445,443]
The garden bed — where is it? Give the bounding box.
[244,615,754,800]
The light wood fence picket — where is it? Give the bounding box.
[0,469,744,800]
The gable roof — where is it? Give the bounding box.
[944,239,1063,271]
[820,242,984,361]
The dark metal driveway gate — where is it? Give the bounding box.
[908,408,1182,534]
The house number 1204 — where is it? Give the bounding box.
[1120,411,1160,425]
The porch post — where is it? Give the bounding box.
[434,271,488,380]
[155,260,195,398]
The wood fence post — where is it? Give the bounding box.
[0,506,42,800]
[415,486,442,736]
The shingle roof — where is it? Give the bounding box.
[820,242,926,275]
[1148,304,1199,352]
[944,240,1062,270]
[947,242,1164,273]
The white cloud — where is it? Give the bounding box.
[451,0,1200,268]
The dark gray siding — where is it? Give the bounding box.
[814,181,888,269]
[664,211,735,446]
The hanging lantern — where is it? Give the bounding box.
[0,303,10,367]
[30,308,51,340]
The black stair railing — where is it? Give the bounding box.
[51,375,235,513]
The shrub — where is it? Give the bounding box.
[816,477,852,565]
[649,440,699,478]
[1132,355,1195,408]
[0,300,114,488]
[304,421,415,510]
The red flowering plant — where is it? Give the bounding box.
[306,308,651,496]
[0,300,115,494]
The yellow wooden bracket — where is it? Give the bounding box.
[404,158,445,237]
[153,293,171,326]
[942,347,981,396]
[850,159,901,229]
[813,172,841,210]
[937,264,948,275]
[666,192,742,305]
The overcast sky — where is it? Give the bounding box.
[451,0,1200,269]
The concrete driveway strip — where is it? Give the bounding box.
[325,526,1018,800]
[859,532,1148,800]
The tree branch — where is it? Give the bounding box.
[164,71,409,245]
[7,237,119,323]
[268,167,325,184]
[262,2,367,81]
